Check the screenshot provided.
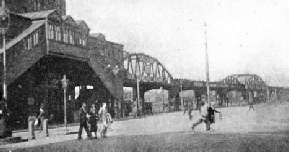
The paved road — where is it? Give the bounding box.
[1,102,289,151]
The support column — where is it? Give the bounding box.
[168,86,180,111]
[140,89,145,114]
[43,74,49,120]
[67,83,75,123]
[132,87,138,109]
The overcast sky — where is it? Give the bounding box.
[67,0,289,87]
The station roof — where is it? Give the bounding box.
[20,10,56,20]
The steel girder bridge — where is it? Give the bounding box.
[122,52,179,111]
[121,52,285,110]
[173,74,283,103]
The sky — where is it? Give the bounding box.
[67,0,289,87]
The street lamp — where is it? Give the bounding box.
[107,64,121,76]
[61,75,69,134]
[107,64,123,117]
[0,0,10,107]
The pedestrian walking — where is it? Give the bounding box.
[77,102,92,140]
[38,103,45,133]
[183,102,187,115]
[248,92,254,111]
[133,105,137,118]
[248,101,254,111]
[188,106,193,120]
[207,103,221,131]
[27,100,38,140]
[89,103,98,139]
[98,102,108,138]
[106,113,113,131]
[191,97,210,132]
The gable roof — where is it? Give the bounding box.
[20,10,56,20]
[90,33,106,41]
[75,20,90,31]
[0,20,46,53]
[61,15,70,20]
[9,12,31,21]
[62,15,77,26]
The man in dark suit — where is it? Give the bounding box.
[38,103,45,132]
[27,103,38,140]
[77,102,92,140]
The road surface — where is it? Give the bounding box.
[1,102,289,151]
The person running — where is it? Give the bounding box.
[191,97,210,132]
[89,103,98,139]
[77,102,92,140]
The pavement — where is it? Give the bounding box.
[0,101,288,151]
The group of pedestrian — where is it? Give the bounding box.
[191,96,221,132]
[77,101,113,140]
[27,102,48,140]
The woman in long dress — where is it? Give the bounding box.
[89,104,98,139]
[98,103,108,138]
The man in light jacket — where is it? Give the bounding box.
[191,97,210,131]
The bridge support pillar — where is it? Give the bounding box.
[132,87,145,115]
[132,87,140,117]
[140,89,145,114]
[168,86,180,111]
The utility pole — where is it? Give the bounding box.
[0,0,9,106]
[204,22,210,104]
[162,87,164,112]
[266,78,270,102]
[136,77,140,116]
[180,79,183,109]
[61,75,69,134]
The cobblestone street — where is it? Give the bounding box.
[1,102,288,151]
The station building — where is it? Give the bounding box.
[1,0,124,129]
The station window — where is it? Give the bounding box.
[64,28,68,43]
[33,32,39,45]
[82,37,86,46]
[48,25,54,39]
[82,38,86,46]
[23,39,28,50]
[55,26,61,41]
[27,37,32,50]
[79,35,83,45]
[69,30,74,44]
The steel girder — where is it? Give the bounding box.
[123,53,173,85]
[222,74,267,91]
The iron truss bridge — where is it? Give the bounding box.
[122,53,173,88]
